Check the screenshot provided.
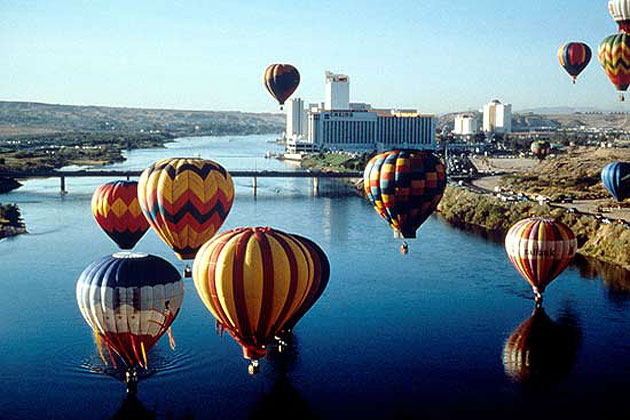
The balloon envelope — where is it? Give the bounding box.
[609,0,630,33]
[193,227,327,363]
[505,218,577,297]
[137,158,234,260]
[91,180,149,250]
[76,253,184,369]
[263,64,300,106]
[557,42,591,83]
[363,150,446,239]
[601,161,630,202]
[530,140,551,160]
[598,33,630,97]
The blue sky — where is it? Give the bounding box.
[0,0,624,113]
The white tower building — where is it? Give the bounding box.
[482,99,512,134]
[453,114,479,136]
[285,98,307,140]
[325,71,350,110]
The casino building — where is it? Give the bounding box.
[285,71,436,154]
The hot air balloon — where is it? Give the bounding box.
[598,33,630,101]
[601,161,630,202]
[503,306,581,389]
[279,234,329,335]
[557,42,591,84]
[263,64,300,108]
[609,0,630,33]
[505,218,577,303]
[91,180,149,250]
[193,227,328,373]
[76,253,184,388]
[137,158,234,261]
[530,140,551,160]
[363,150,446,240]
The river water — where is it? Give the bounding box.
[1,135,630,419]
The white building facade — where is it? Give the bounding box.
[325,72,350,110]
[285,98,307,140]
[453,114,479,136]
[308,110,436,152]
[482,99,512,134]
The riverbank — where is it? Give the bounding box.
[0,203,26,239]
[0,177,21,193]
[438,186,630,270]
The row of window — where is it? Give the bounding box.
[318,117,434,146]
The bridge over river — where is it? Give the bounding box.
[0,169,364,194]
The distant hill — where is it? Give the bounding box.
[0,101,284,138]
[516,106,609,115]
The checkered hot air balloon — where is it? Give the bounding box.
[263,64,300,108]
[363,150,446,239]
[76,253,184,373]
[193,227,329,373]
[609,0,630,34]
[505,218,577,303]
[137,158,235,260]
[601,161,630,202]
[598,33,630,101]
[91,180,149,250]
[557,42,591,84]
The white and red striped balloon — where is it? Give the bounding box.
[505,218,577,300]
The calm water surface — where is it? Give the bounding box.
[1,135,630,419]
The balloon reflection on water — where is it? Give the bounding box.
[503,306,581,390]
[76,252,184,391]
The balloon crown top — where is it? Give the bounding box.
[527,217,556,224]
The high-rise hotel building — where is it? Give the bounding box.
[308,110,435,152]
[286,71,436,153]
[482,99,512,134]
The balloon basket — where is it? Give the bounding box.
[248,359,260,375]
[125,369,139,395]
[183,265,192,278]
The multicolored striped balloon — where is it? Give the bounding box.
[530,140,551,160]
[557,42,591,84]
[193,227,329,372]
[91,180,149,250]
[609,0,630,34]
[363,150,446,239]
[76,253,184,370]
[601,161,630,202]
[137,158,234,260]
[263,64,300,107]
[505,218,577,301]
[598,33,630,101]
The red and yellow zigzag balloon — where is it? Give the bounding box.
[137,158,235,260]
[598,33,630,99]
[91,180,149,250]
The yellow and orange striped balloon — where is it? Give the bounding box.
[505,218,577,301]
[193,227,328,368]
[137,158,234,260]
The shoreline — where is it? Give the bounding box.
[437,186,630,272]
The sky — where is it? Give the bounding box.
[0,0,625,114]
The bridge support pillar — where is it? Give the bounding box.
[252,177,257,197]
[60,175,67,195]
[313,177,319,196]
